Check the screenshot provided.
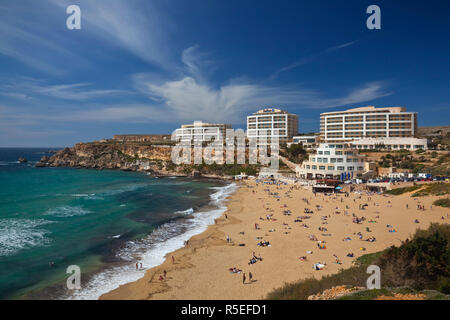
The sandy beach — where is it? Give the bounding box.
[101,180,450,300]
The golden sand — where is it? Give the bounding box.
[100,180,449,300]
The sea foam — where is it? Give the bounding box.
[0,219,53,256]
[66,182,238,300]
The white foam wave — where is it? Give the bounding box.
[0,219,53,256]
[45,206,92,218]
[72,194,104,200]
[66,182,237,300]
[175,208,194,216]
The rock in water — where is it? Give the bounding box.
[18,157,28,163]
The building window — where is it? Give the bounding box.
[357,167,364,171]
[337,166,345,171]
[335,151,342,155]
[319,166,326,170]
[324,151,330,155]
[306,165,310,169]
[330,158,337,163]
[318,151,323,155]
[328,166,335,170]
[312,165,317,170]
[337,158,343,163]
[347,166,354,171]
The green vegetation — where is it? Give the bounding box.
[180,162,259,177]
[385,183,450,197]
[434,198,450,208]
[267,224,450,300]
[281,143,308,164]
[384,185,422,195]
[411,183,450,197]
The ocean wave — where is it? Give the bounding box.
[0,219,53,256]
[98,184,148,196]
[0,161,9,166]
[65,182,237,300]
[71,194,104,200]
[175,208,194,216]
[45,206,92,218]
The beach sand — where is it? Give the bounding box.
[100,180,449,300]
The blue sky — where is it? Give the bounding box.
[0,0,449,147]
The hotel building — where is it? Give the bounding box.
[296,143,370,180]
[247,108,298,145]
[320,106,418,143]
[174,122,231,143]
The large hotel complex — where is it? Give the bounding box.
[169,105,428,180]
[320,106,418,143]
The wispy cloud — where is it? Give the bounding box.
[0,78,129,101]
[49,0,177,69]
[270,41,356,79]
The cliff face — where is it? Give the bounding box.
[40,142,178,174]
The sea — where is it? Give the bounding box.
[0,148,236,300]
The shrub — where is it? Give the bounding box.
[434,198,450,208]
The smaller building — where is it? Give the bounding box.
[351,137,428,150]
[296,143,370,180]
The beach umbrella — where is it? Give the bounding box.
[335,186,342,190]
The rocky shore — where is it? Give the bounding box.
[35,142,234,180]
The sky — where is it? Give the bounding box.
[0,0,449,147]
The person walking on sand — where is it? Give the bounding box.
[136,262,139,270]
[140,262,143,269]
[243,272,246,284]
[249,272,253,282]
[163,270,167,278]
[172,256,175,264]
[226,235,230,243]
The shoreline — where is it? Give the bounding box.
[101,179,449,300]
[63,180,238,300]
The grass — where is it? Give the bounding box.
[384,185,422,195]
[266,224,450,300]
[411,183,450,197]
[434,198,450,208]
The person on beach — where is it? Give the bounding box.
[140,263,143,269]
[226,235,230,243]
[172,256,175,264]
[243,273,246,284]
[249,272,253,282]
[163,270,167,278]
[136,262,139,270]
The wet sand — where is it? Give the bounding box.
[101,180,449,300]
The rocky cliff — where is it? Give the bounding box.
[37,142,182,175]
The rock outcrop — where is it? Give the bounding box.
[36,142,181,175]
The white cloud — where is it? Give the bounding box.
[49,0,176,69]
[0,78,129,101]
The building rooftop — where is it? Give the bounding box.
[321,106,408,116]
[251,108,291,115]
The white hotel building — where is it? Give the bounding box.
[296,143,370,180]
[320,106,418,143]
[247,108,298,146]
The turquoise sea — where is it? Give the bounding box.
[0,148,235,300]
